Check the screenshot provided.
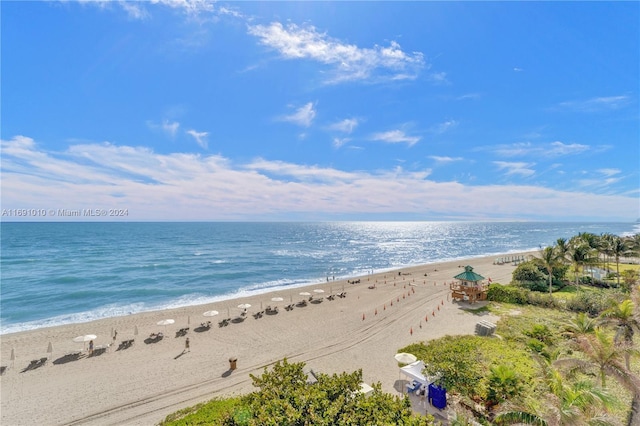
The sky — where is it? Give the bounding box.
[1,1,639,222]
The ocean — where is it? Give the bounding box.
[1,221,637,334]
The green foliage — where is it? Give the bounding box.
[487,365,526,406]
[487,284,528,304]
[565,291,614,316]
[221,359,433,426]
[160,397,243,426]
[401,336,537,403]
[512,262,548,292]
[523,324,554,345]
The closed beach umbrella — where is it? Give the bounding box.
[10,348,15,366]
[47,342,53,356]
[187,316,191,325]
[134,325,139,336]
[203,310,219,317]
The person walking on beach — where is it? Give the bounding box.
[89,340,94,355]
[184,338,190,353]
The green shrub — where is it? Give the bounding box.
[487,284,528,304]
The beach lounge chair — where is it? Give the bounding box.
[296,299,308,307]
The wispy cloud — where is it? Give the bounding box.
[147,120,181,138]
[280,103,316,128]
[370,130,420,147]
[555,95,631,112]
[247,22,425,84]
[429,156,464,164]
[149,0,215,15]
[431,119,457,134]
[493,161,536,177]
[186,129,209,149]
[332,137,351,148]
[328,118,359,134]
[490,141,590,158]
[1,136,637,221]
[597,168,621,177]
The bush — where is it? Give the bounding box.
[512,262,547,292]
[487,284,528,304]
[565,291,611,316]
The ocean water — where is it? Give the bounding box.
[1,221,637,334]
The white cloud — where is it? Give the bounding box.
[1,136,637,221]
[556,95,631,112]
[370,130,420,147]
[431,119,457,134]
[186,129,209,149]
[513,67,524,72]
[118,1,149,20]
[162,120,180,137]
[328,118,359,134]
[281,102,316,127]
[149,0,215,15]
[429,156,464,164]
[597,168,621,177]
[493,161,536,177]
[333,137,351,148]
[491,141,589,158]
[247,22,425,83]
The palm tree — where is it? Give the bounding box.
[556,328,640,389]
[562,312,600,340]
[567,242,597,289]
[609,236,631,287]
[495,365,618,426]
[601,299,640,369]
[536,246,559,295]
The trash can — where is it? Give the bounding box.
[229,357,237,370]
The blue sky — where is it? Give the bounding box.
[1,1,638,221]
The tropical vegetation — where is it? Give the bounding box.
[161,232,639,425]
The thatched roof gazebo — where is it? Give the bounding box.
[450,265,488,304]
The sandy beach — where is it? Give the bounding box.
[0,252,531,425]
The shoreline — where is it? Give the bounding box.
[1,248,538,336]
[0,251,532,426]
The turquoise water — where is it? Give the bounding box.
[1,221,637,334]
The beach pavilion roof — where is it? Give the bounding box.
[454,265,485,282]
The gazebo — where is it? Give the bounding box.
[450,265,488,304]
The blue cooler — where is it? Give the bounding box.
[428,383,447,409]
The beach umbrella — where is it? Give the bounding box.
[47,342,53,357]
[134,325,139,336]
[157,319,175,334]
[395,353,417,390]
[237,303,251,310]
[187,316,191,325]
[203,310,219,317]
[394,352,417,364]
[271,297,284,302]
[10,348,15,367]
[313,289,325,294]
[73,334,97,350]
[299,292,311,296]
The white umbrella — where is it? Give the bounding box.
[237,303,251,310]
[157,319,175,326]
[299,292,311,296]
[271,297,284,302]
[394,352,417,364]
[313,289,325,294]
[203,310,219,317]
[73,334,97,350]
